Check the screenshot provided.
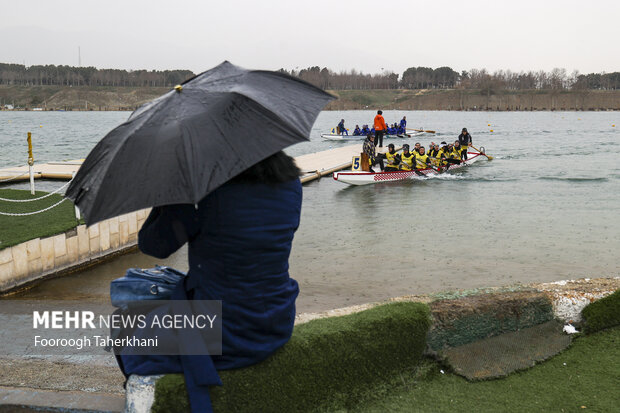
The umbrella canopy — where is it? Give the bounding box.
[65,61,334,225]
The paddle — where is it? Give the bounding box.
[415,158,441,172]
[469,145,494,160]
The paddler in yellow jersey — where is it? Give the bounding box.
[415,146,432,169]
[436,141,449,169]
[428,142,438,158]
[399,144,415,171]
[384,143,400,171]
[453,140,465,162]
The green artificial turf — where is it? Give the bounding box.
[152,302,432,413]
[582,289,620,334]
[0,189,80,249]
[355,326,620,413]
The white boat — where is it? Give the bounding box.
[332,151,486,185]
[321,134,365,141]
[321,131,423,141]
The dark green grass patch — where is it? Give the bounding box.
[582,289,620,334]
[153,302,432,413]
[355,326,620,413]
[0,189,79,249]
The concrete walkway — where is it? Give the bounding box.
[0,144,381,184]
[0,386,124,412]
[0,161,82,181]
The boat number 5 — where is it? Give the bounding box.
[352,156,361,171]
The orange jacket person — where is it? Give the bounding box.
[373,110,387,148]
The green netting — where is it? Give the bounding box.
[439,320,571,380]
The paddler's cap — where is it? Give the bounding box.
[462,128,468,132]
[440,141,447,146]
[402,144,410,149]
[388,143,395,149]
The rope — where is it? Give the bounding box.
[0,179,73,202]
[0,170,30,183]
[0,197,69,216]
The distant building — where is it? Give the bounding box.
[3,104,14,110]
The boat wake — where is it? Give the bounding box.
[538,177,608,183]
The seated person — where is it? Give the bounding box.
[428,142,439,158]
[436,142,449,168]
[444,143,461,168]
[384,143,400,171]
[415,146,431,169]
[361,125,371,135]
[353,125,362,136]
[453,140,465,160]
[399,144,415,171]
[121,152,303,411]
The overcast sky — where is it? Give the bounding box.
[2,0,619,76]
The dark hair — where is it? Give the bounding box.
[233,151,300,184]
[377,110,382,115]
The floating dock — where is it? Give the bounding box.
[0,144,394,185]
[0,161,82,182]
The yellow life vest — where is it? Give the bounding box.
[436,149,447,165]
[449,149,461,160]
[415,153,430,169]
[400,152,414,170]
[385,150,399,166]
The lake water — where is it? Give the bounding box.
[1,110,619,313]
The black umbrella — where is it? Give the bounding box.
[65,61,334,225]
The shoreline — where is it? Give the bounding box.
[1,86,619,112]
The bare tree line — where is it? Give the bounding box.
[1,62,618,91]
[0,63,194,87]
[281,66,620,91]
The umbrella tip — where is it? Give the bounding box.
[174,85,183,92]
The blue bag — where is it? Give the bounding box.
[110,265,186,308]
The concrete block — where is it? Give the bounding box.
[53,234,67,258]
[0,248,12,265]
[25,238,41,260]
[66,235,78,263]
[128,213,138,236]
[109,216,119,234]
[137,218,145,231]
[89,223,100,239]
[120,221,129,245]
[40,238,55,271]
[0,262,15,284]
[11,243,28,279]
[110,232,120,249]
[119,214,128,223]
[125,375,162,413]
[28,258,42,275]
[77,225,90,259]
[90,236,100,255]
[100,221,110,251]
